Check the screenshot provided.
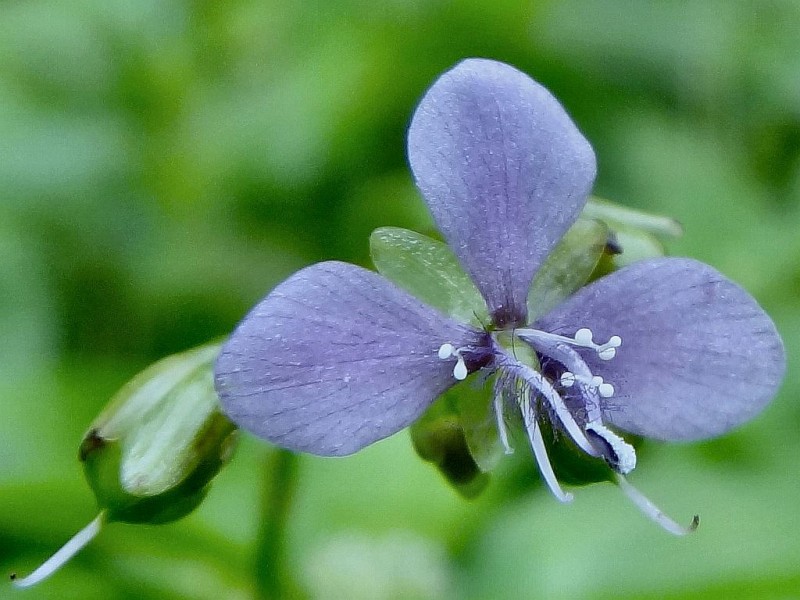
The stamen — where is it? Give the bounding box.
[557,368,615,400]
[501,360,600,459]
[516,327,622,361]
[493,388,514,455]
[614,473,699,536]
[12,513,105,588]
[520,394,573,503]
[437,343,469,380]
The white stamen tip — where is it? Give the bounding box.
[453,358,468,381]
[598,383,615,398]
[560,371,576,387]
[598,347,616,360]
[438,343,455,359]
[590,375,604,387]
[574,328,593,346]
[608,335,622,348]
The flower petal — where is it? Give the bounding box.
[408,58,596,327]
[214,262,483,456]
[535,258,785,441]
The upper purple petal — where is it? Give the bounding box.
[408,58,596,328]
[214,261,483,456]
[535,258,785,441]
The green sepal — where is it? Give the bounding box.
[79,344,237,524]
[584,197,676,274]
[410,377,503,498]
[451,377,506,474]
[370,226,488,328]
[585,197,683,238]
[371,219,611,329]
[527,218,609,321]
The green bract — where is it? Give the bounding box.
[80,344,237,524]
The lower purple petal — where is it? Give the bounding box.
[215,261,483,456]
[535,258,785,441]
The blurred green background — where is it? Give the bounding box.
[2,1,799,598]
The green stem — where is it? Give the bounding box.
[255,448,302,600]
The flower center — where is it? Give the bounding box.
[435,326,697,535]
[436,326,630,478]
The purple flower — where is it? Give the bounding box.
[215,59,785,533]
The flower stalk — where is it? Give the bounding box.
[255,449,302,600]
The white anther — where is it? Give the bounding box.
[590,375,604,387]
[598,347,616,361]
[559,371,576,387]
[453,357,468,381]
[607,335,622,348]
[598,382,615,398]
[438,343,470,381]
[438,343,455,359]
[574,328,594,346]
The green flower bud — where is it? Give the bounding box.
[12,343,236,589]
[80,343,237,524]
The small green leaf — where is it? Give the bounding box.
[527,218,609,321]
[80,343,237,524]
[370,226,488,327]
[585,196,683,238]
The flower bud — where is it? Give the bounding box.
[13,344,236,588]
[79,343,237,524]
